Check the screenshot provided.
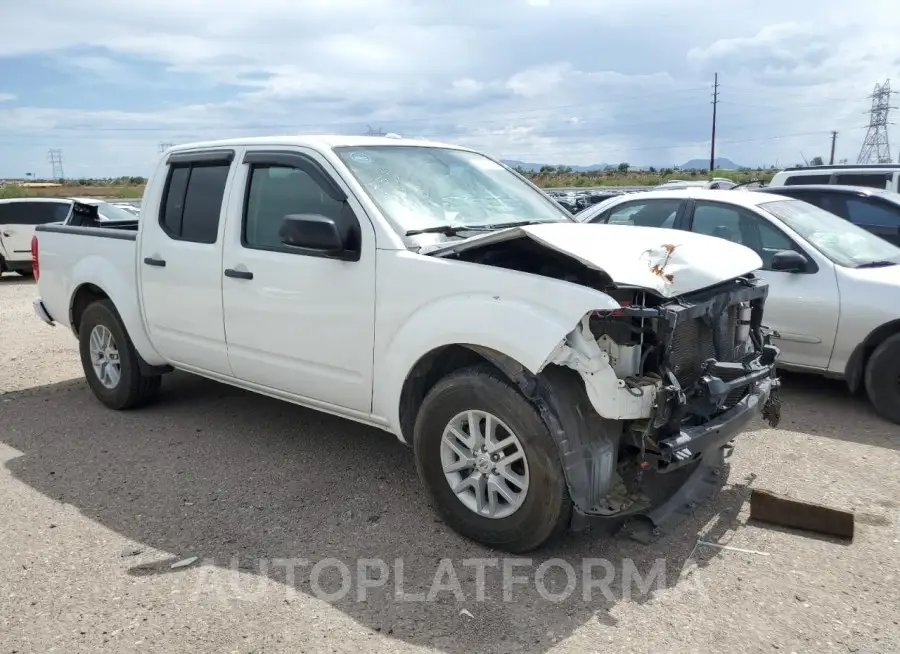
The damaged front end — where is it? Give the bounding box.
[542,274,782,542]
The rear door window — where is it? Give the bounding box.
[843,197,900,228]
[0,201,68,225]
[784,174,830,185]
[601,199,681,227]
[833,173,891,189]
[160,162,230,243]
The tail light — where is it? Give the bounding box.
[31,234,39,281]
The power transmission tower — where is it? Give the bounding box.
[709,72,719,172]
[158,142,175,153]
[48,149,65,179]
[829,131,838,164]
[857,80,896,164]
[365,125,386,136]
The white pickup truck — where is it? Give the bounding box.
[31,135,781,551]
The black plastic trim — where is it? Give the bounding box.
[35,224,137,241]
[166,149,235,165]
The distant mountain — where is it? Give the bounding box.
[502,157,745,172]
[677,157,741,170]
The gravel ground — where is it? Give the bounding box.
[1,272,899,654]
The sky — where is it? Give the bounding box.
[2,0,900,178]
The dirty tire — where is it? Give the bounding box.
[413,365,571,552]
[864,332,900,425]
[78,299,161,410]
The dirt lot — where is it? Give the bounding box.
[1,272,898,654]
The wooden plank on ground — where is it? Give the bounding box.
[749,488,855,540]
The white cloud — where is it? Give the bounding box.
[1,0,900,175]
[0,93,15,102]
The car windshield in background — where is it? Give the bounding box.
[333,146,572,234]
[760,199,900,268]
[94,202,139,222]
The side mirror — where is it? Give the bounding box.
[770,249,808,273]
[279,214,346,255]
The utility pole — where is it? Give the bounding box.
[857,79,896,164]
[829,131,838,164]
[48,149,64,180]
[709,72,719,173]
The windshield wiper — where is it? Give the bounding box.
[855,260,898,268]
[404,224,486,236]
[404,220,549,237]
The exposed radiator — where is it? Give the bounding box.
[668,304,740,387]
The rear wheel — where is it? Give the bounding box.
[413,366,571,552]
[78,299,161,410]
[864,333,900,425]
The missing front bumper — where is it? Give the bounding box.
[568,370,780,540]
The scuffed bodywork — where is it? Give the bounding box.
[545,315,658,420]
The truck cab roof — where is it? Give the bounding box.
[165,134,468,154]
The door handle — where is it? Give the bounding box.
[224,268,253,280]
[143,257,166,267]
[2,231,11,237]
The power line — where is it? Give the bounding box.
[709,72,719,171]
[47,149,64,179]
[857,79,896,164]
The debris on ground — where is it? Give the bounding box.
[697,540,770,556]
[170,556,199,569]
[750,488,854,540]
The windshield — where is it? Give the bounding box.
[759,199,900,267]
[333,145,571,233]
[93,202,140,222]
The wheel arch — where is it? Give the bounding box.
[845,319,900,393]
[70,282,109,337]
[397,343,621,520]
[69,283,171,376]
[397,344,533,447]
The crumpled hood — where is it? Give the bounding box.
[420,222,764,298]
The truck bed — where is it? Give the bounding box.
[33,223,139,334]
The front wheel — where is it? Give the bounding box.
[78,299,161,410]
[413,366,572,552]
[864,333,900,424]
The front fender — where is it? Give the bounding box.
[69,255,166,366]
[373,292,616,437]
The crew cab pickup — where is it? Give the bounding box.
[31,135,781,551]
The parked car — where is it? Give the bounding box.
[577,187,900,424]
[1,197,138,277]
[653,178,736,190]
[31,135,780,551]
[768,164,900,192]
[0,198,71,275]
[575,190,624,212]
[752,185,900,246]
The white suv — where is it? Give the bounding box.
[0,198,72,276]
[769,164,900,192]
